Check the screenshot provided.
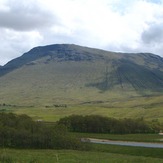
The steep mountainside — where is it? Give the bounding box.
[0,44,163,105]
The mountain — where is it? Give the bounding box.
[0,44,163,106]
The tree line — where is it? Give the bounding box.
[0,113,87,149]
[58,115,162,134]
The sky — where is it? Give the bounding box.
[0,0,163,65]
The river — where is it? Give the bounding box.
[82,138,163,148]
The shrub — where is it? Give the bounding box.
[0,113,88,150]
[58,115,157,134]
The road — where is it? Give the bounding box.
[81,138,163,148]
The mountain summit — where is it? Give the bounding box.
[0,44,163,105]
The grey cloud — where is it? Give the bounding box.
[141,23,163,44]
[0,45,21,65]
[0,1,58,31]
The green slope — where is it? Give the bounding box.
[0,44,163,107]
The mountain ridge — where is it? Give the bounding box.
[1,44,163,76]
[0,44,107,76]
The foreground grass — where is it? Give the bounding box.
[1,148,163,163]
[91,143,163,159]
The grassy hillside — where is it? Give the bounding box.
[0,56,139,106]
[0,44,163,121]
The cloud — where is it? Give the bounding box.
[0,29,43,65]
[0,0,57,31]
[141,23,163,44]
[140,23,163,55]
[0,0,163,65]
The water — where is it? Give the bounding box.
[89,139,163,148]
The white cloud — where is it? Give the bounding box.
[0,29,43,65]
[0,0,163,65]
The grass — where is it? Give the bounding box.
[71,132,163,143]
[1,148,163,163]
[2,99,163,123]
[91,143,163,159]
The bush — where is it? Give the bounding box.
[0,113,87,150]
[58,115,158,134]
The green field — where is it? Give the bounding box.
[2,95,163,123]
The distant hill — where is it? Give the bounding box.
[0,44,163,106]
